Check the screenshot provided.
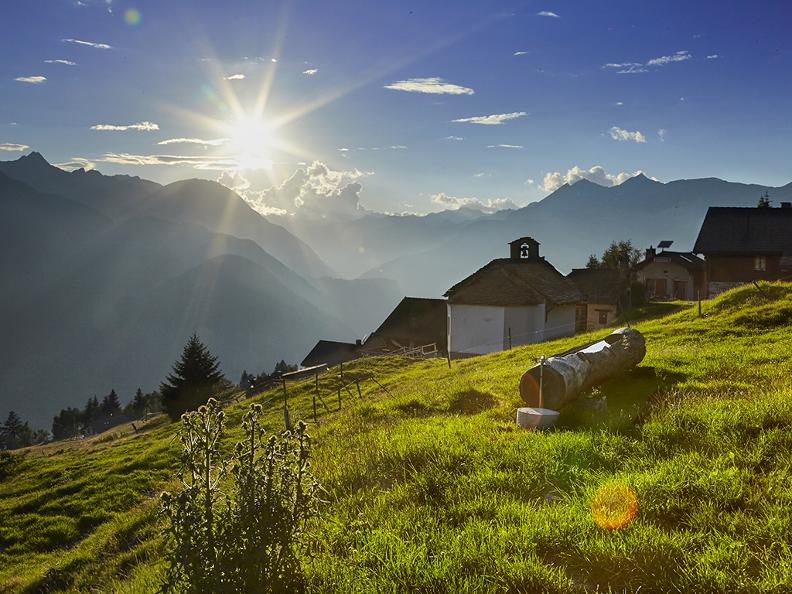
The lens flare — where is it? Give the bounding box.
[591,482,638,530]
[124,8,142,26]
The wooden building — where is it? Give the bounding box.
[635,243,705,300]
[361,297,447,355]
[300,340,360,368]
[693,205,792,297]
[444,237,584,355]
[566,268,626,329]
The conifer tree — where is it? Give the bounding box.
[83,396,101,435]
[101,389,122,423]
[0,411,25,449]
[129,388,147,418]
[161,333,224,420]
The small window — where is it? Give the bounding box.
[754,256,767,271]
[598,310,608,325]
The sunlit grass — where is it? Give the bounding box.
[2,283,792,592]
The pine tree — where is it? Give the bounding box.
[129,388,147,418]
[101,389,122,426]
[757,191,771,208]
[586,254,601,269]
[161,333,225,420]
[1,411,25,449]
[83,396,101,435]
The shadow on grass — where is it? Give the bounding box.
[621,301,691,325]
[449,390,497,415]
[556,366,683,433]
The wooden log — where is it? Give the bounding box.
[519,327,646,410]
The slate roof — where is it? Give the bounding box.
[364,297,447,352]
[444,258,584,306]
[636,250,704,272]
[566,268,625,305]
[300,340,359,368]
[694,207,792,255]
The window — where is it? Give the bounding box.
[754,256,766,271]
[597,310,609,325]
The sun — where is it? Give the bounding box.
[226,113,275,170]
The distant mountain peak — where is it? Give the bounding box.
[19,151,49,165]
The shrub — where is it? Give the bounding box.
[160,399,321,593]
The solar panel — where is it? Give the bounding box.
[657,240,674,249]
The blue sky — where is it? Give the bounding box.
[2,0,791,213]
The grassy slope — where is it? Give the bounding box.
[1,284,791,592]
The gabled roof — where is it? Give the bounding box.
[566,268,625,305]
[364,297,447,351]
[444,258,584,306]
[300,340,359,368]
[636,250,704,271]
[694,207,792,255]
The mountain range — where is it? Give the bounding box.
[2,151,790,427]
[271,174,792,297]
[0,154,399,426]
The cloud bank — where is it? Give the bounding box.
[218,161,372,217]
[0,143,29,152]
[541,165,648,192]
[430,192,517,213]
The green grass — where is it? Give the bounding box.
[2,283,792,592]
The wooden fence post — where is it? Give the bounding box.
[508,327,512,350]
[356,379,362,399]
[282,378,291,430]
[313,372,319,423]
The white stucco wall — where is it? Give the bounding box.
[448,304,505,354]
[503,304,546,346]
[544,304,577,340]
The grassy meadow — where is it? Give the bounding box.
[2,283,792,592]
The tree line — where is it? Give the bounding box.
[2,332,298,448]
[50,388,162,441]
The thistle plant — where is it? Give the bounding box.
[160,399,321,593]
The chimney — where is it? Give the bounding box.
[645,245,656,260]
[355,339,362,346]
[781,202,791,209]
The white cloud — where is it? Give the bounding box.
[225,74,246,80]
[157,137,228,146]
[99,153,237,170]
[0,143,29,152]
[487,144,524,149]
[525,178,535,185]
[44,59,77,66]
[605,50,691,74]
[15,76,46,84]
[537,10,560,18]
[218,161,372,217]
[603,62,648,75]
[453,111,527,125]
[615,101,624,106]
[302,68,318,76]
[658,128,667,142]
[91,121,160,132]
[541,165,648,192]
[707,54,720,59]
[647,50,692,66]
[513,51,528,56]
[444,136,464,141]
[62,38,112,49]
[473,172,490,178]
[54,157,95,171]
[384,77,474,95]
[430,192,516,213]
[608,126,646,143]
